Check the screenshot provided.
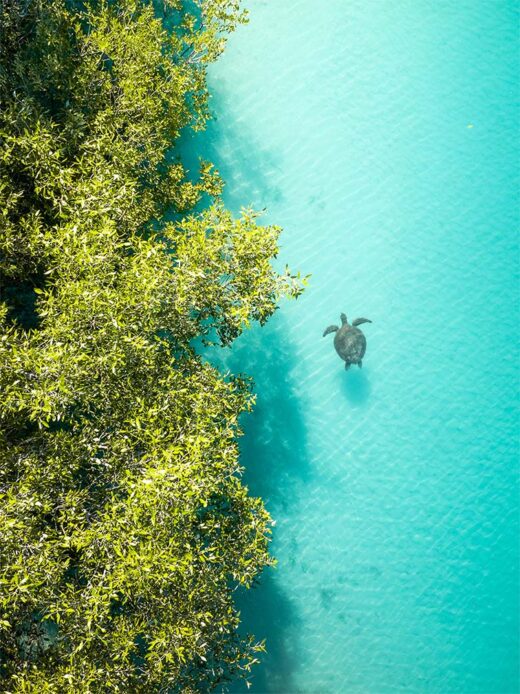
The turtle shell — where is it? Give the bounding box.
[333,325,366,365]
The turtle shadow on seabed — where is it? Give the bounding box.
[339,367,371,407]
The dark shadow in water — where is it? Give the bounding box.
[339,367,371,407]
[216,322,310,693]
[176,90,283,215]
[228,570,302,694]
[230,325,311,507]
[180,83,307,692]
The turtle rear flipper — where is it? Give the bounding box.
[323,325,338,337]
[352,317,372,326]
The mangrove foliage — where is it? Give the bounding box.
[0,0,302,690]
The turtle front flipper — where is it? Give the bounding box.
[352,317,372,326]
[340,313,348,325]
[323,325,338,337]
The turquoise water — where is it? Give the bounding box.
[190,2,519,692]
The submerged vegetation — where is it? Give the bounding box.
[0,0,303,690]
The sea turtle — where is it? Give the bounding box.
[322,313,372,370]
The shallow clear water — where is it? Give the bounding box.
[189,1,519,692]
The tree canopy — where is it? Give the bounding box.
[0,1,303,690]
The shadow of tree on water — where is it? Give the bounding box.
[176,89,283,215]
[230,323,311,508]
[179,77,308,694]
[229,570,302,694]
[213,319,310,694]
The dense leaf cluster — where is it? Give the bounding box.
[0,1,303,690]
